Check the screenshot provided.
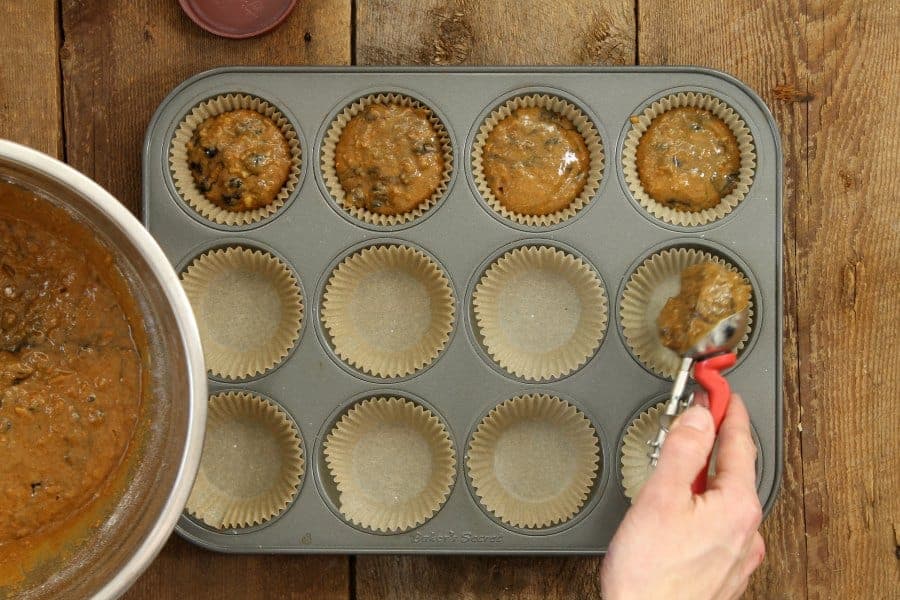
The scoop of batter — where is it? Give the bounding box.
[483,106,590,216]
[335,103,445,216]
[657,261,751,354]
[187,109,291,212]
[636,107,741,212]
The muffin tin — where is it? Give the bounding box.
[142,66,783,554]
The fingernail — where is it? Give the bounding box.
[675,406,712,432]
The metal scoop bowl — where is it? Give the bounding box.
[648,308,750,493]
[684,309,749,359]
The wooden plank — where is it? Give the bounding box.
[57,2,352,598]
[125,536,348,600]
[355,2,634,598]
[0,1,61,157]
[59,0,351,215]
[356,556,602,600]
[638,2,810,597]
[800,1,899,597]
[357,0,635,65]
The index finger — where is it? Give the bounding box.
[709,393,757,493]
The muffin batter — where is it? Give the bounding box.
[636,107,741,212]
[0,182,142,547]
[482,107,590,216]
[187,109,291,212]
[657,261,751,354]
[335,103,445,215]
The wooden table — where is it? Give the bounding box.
[2,2,897,598]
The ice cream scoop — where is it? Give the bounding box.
[647,308,749,493]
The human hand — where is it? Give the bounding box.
[601,394,765,600]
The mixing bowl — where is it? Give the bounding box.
[0,140,206,599]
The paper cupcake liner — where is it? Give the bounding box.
[472,245,608,381]
[181,246,303,379]
[321,244,455,378]
[170,93,302,226]
[323,396,456,533]
[471,94,604,227]
[467,394,600,529]
[186,392,304,529]
[622,92,756,226]
[321,93,453,226]
[620,401,665,500]
[620,248,754,379]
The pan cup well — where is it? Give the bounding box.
[466,394,601,530]
[622,91,756,227]
[471,93,605,228]
[619,245,756,380]
[169,93,303,228]
[321,395,457,534]
[320,92,454,228]
[185,391,304,531]
[319,243,455,380]
[471,244,608,382]
[179,244,304,381]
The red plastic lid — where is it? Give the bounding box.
[178,0,298,39]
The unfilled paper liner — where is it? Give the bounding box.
[472,245,607,381]
[622,92,756,226]
[321,245,455,378]
[620,401,665,500]
[323,396,456,533]
[321,93,453,226]
[170,93,302,226]
[467,394,600,529]
[472,94,604,227]
[181,246,303,379]
[620,248,754,379]
[186,392,304,529]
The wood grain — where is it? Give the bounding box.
[355,2,634,598]
[0,1,61,157]
[357,0,635,65]
[59,0,350,215]
[54,1,352,598]
[800,1,899,597]
[356,556,602,600]
[638,2,811,597]
[125,535,348,600]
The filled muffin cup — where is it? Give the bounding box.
[620,247,754,379]
[467,394,601,529]
[320,244,455,379]
[472,245,608,381]
[320,93,454,227]
[180,246,304,380]
[185,391,305,530]
[472,94,604,227]
[170,93,302,227]
[323,396,456,533]
[622,92,756,227]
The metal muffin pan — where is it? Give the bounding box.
[142,66,783,554]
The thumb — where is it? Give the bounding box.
[651,405,715,493]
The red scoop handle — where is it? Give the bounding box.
[691,352,737,494]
